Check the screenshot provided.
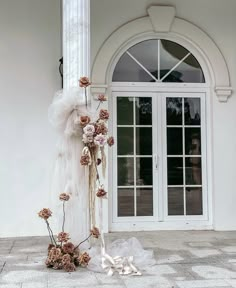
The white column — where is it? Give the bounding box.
[62,0,90,245]
[63,0,90,91]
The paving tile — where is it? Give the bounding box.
[176,279,230,287]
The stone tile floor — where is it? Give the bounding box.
[1,231,236,287]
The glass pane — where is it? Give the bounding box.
[168,187,184,215]
[167,128,183,155]
[117,97,133,125]
[128,40,158,80]
[118,158,134,186]
[160,40,205,83]
[117,127,133,155]
[136,188,153,216]
[166,98,182,125]
[185,157,202,185]
[167,157,183,185]
[136,157,153,185]
[185,128,201,155]
[113,52,153,82]
[136,97,152,125]
[186,187,203,215]
[118,188,134,217]
[136,127,152,155]
[185,98,201,125]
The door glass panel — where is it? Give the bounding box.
[136,157,153,186]
[166,96,203,217]
[118,158,134,186]
[185,157,202,185]
[166,97,182,125]
[117,97,134,125]
[117,127,133,155]
[168,187,184,215]
[186,187,202,215]
[136,127,152,155]
[136,97,152,125]
[136,188,153,216]
[185,98,201,125]
[118,188,134,217]
[167,128,183,155]
[167,157,183,185]
[185,128,201,155]
[117,96,153,218]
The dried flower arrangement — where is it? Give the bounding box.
[38,193,101,272]
[38,77,114,272]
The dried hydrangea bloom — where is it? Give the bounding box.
[62,242,75,254]
[38,208,52,220]
[95,122,108,135]
[61,254,71,266]
[53,261,63,270]
[80,155,91,166]
[59,193,70,201]
[83,124,95,136]
[48,247,62,262]
[79,77,91,88]
[98,94,107,102]
[57,232,70,243]
[48,244,55,252]
[96,187,107,198]
[79,115,91,127]
[64,262,76,272]
[90,227,100,239]
[94,134,107,147]
[99,109,109,120]
[79,252,91,267]
[45,257,53,267]
[107,136,114,147]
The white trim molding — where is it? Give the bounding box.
[91,5,232,102]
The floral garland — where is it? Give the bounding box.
[38,77,114,272]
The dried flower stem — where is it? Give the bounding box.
[74,233,92,251]
[96,101,101,111]
[46,220,57,246]
[85,88,88,108]
[62,201,65,233]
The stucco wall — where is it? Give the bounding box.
[91,0,236,230]
[0,0,61,236]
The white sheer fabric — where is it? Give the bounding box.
[49,89,91,245]
[87,237,156,274]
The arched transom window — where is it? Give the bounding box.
[113,39,205,83]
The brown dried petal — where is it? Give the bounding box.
[57,232,70,243]
[107,136,114,147]
[38,208,52,220]
[99,109,109,120]
[79,77,91,88]
[62,242,75,254]
[98,94,107,102]
[80,115,91,127]
[96,188,107,198]
[59,193,70,201]
[80,155,90,166]
[64,262,76,272]
[79,252,91,267]
[90,227,100,239]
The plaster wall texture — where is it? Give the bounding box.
[0,0,61,236]
[91,0,236,230]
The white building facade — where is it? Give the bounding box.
[0,0,235,237]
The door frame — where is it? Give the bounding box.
[108,83,213,231]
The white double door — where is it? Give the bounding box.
[111,90,208,231]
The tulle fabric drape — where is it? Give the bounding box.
[49,89,91,245]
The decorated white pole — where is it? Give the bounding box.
[63,0,90,96]
[60,0,90,243]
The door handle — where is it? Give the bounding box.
[154,154,159,170]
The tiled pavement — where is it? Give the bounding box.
[1,231,236,287]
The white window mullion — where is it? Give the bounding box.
[126,51,158,82]
[182,98,186,216]
[133,99,137,217]
[158,39,161,81]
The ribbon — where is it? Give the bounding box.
[101,247,142,276]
